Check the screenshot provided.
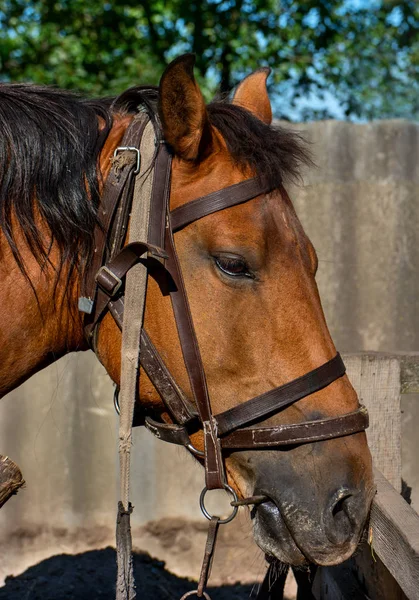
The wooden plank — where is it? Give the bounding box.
[313,547,407,600]
[353,544,407,600]
[344,354,402,490]
[314,353,419,599]
[345,351,419,394]
[399,354,419,394]
[368,468,419,600]
[0,455,24,508]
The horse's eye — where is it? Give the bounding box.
[213,255,253,278]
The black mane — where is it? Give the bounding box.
[207,101,311,190]
[0,83,310,285]
[115,85,312,190]
[0,83,112,281]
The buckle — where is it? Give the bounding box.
[95,266,123,296]
[113,146,141,175]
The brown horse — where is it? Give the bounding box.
[0,55,374,570]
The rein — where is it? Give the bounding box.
[79,109,369,600]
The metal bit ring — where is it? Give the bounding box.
[199,484,238,524]
[180,591,211,599]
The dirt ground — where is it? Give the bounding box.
[0,548,259,599]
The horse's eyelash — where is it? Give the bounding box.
[214,256,254,278]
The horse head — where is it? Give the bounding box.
[0,55,374,569]
[95,55,374,566]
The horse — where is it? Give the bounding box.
[0,54,374,589]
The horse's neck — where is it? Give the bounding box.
[0,233,85,398]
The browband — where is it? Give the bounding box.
[170,176,273,232]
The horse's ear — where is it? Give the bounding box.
[232,68,272,125]
[158,54,212,161]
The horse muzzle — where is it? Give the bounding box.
[251,477,375,567]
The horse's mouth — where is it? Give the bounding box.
[252,498,309,566]
[251,496,363,567]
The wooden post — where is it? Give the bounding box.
[0,455,24,508]
[345,353,402,490]
[313,352,419,600]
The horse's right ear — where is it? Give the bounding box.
[232,68,272,125]
[158,54,212,161]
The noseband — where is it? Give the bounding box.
[79,109,368,598]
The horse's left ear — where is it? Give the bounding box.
[158,54,212,161]
[232,68,272,125]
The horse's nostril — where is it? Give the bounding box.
[332,493,352,518]
[325,491,357,546]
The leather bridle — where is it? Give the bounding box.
[79,107,369,598]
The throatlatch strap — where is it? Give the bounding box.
[116,120,156,600]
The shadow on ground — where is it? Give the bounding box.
[0,547,259,599]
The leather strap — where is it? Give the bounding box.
[220,405,369,448]
[139,330,198,424]
[170,176,273,232]
[148,142,172,248]
[81,116,148,338]
[144,406,369,450]
[93,242,170,326]
[145,416,193,446]
[215,353,346,436]
[197,517,219,596]
[116,502,135,600]
[165,223,226,489]
[107,298,198,426]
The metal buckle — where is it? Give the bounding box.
[95,265,123,296]
[113,146,141,174]
[78,296,94,314]
[199,484,238,525]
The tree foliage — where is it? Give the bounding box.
[0,0,417,120]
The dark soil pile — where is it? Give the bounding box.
[0,548,258,599]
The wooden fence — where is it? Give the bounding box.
[314,353,419,600]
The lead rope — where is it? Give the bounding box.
[116,120,156,600]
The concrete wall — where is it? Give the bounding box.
[0,120,418,582]
[290,119,419,352]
